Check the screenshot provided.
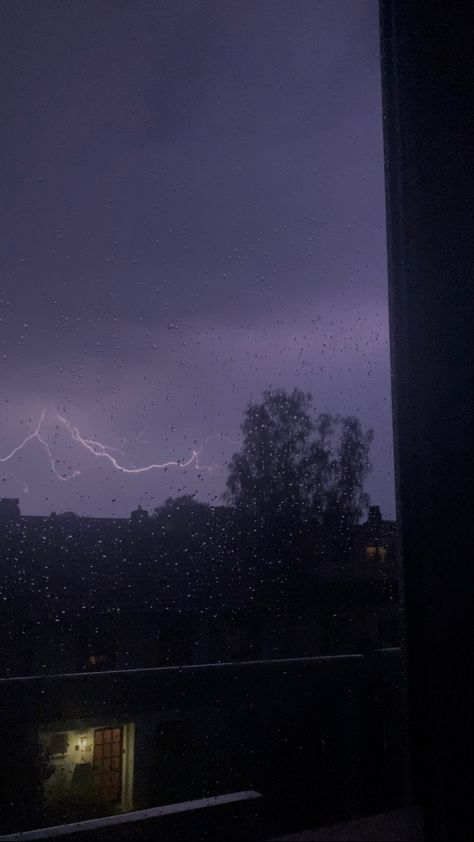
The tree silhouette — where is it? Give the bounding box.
[154,494,212,532]
[225,388,373,531]
[156,494,210,514]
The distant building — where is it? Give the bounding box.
[0,498,401,676]
[353,505,398,577]
[0,497,21,520]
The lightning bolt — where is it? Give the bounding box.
[78,438,135,467]
[57,415,201,474]
[1,409,229,492]
[136,427,149,445]
[0,409,80,481]
[0,474,30,494]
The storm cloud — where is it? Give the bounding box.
[1,1,393,517]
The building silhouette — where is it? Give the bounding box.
[0,499,399,677]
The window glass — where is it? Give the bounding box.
[0,2,405,836]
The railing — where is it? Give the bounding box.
[0,650,405,840]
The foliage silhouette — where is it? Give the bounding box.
[225,388,373,533]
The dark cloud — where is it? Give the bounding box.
[1,1,394,518]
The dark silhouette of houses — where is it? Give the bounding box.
[0,499,400,677]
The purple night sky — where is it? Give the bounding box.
[0,1,395,519]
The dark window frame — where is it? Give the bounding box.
[380,1,474,839]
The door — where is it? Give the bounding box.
[93,727,122,804]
